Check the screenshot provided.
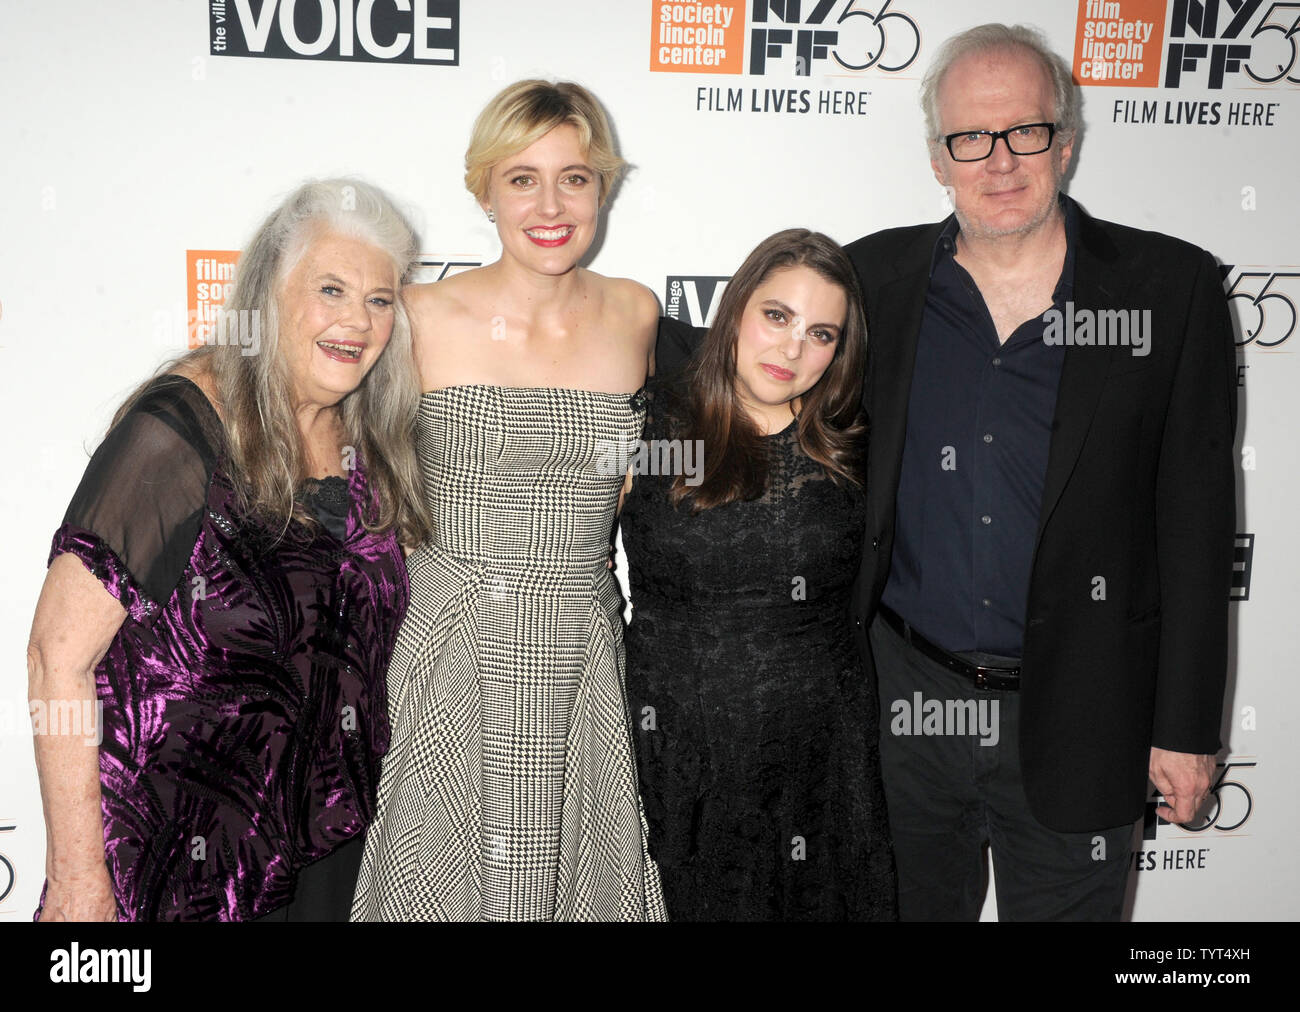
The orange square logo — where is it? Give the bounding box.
[187,250,240,348]
[1073,0,1166,87]
[650,1,745,74]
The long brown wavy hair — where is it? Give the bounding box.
[669,228,867,512]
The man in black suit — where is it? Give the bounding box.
[656,22,1236,921]
[838,24,1236,919]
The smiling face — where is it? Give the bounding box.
[483,123,600,276]
[278,229,398,409]
[930,45,1073,241]
[733,264,847,429]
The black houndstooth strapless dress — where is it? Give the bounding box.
[351,384,665,921]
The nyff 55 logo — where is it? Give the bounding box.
[1143,758,1257,839]
[210,0,459,65]
[750,0,921,75]
[0,821,15,907]
[1221,264,1299,349]
[651,1,921,76]
[1165,0,1300,86]
[1232,533,1254,601]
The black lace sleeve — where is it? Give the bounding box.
[641,370,691,444]
[54,374,223,612]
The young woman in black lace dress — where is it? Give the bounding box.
[620,230,897,920]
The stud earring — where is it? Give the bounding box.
[486,208,496,223]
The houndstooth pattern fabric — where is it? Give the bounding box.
[351,384,666,921]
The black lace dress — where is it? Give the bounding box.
[620,375,897,921]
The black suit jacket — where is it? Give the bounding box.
[844,197,1237,831]
[655,197,1237,832]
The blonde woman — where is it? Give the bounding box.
[352,81,663,921]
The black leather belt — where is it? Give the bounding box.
[878,605,1021,691]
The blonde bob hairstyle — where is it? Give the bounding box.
[464,79,625,207]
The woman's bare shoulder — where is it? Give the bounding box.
[404,270,487,323]
[584,270,659,326]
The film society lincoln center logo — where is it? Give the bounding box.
[209,0,459,64]
[1073,0,1300,91]
[651,1,921,77]
[188,250,240,348]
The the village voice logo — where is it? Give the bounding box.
[665,276,730,327]
[210,0,459,65]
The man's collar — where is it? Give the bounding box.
[930,192,1078,279]
[929,215,961,276]
[1056,192,1080,296]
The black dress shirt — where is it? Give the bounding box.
[880,199,1078,656]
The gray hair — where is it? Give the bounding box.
[217,178,430,542]
[120,177,433,547]
[262,178,420,297]
[920,23,1080,143]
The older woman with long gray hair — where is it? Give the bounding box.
[26,178,431,920]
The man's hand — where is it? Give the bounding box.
[1149,746,1216,825]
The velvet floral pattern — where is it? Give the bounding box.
[36,377,407,920]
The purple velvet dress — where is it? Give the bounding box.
[36,375,408,920]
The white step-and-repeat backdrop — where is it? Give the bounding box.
[1,1,1295,920]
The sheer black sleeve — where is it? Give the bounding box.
[52,375,223,615]
[641,370,692,442]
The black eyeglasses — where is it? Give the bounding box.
[940,122,1057,162]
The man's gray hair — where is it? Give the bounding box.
[920,23,1080,143]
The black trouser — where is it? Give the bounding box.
[868,614,1132,921]
[255,834,366,922]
